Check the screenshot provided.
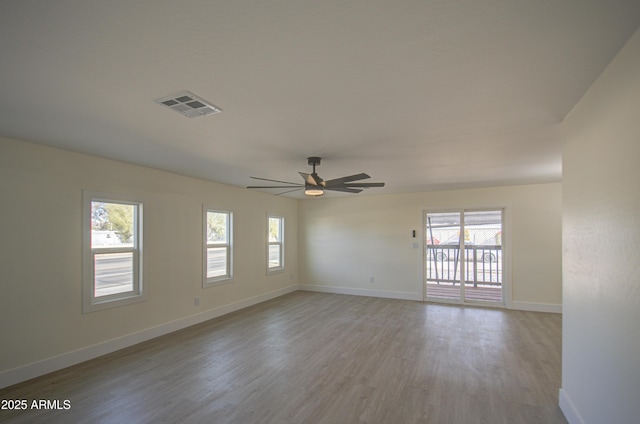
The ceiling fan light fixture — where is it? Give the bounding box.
[304,186,324,196]
[247,157,384,197]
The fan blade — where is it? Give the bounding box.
[274,188,303,195]
[299,172,322,186]
[324,173,370,186]
[325,186,363,193]
[250,176,301,185]
[247,185,303,189]
[343,182,385,188]
[299,172,313,185]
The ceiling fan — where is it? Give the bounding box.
[247,157,385,197]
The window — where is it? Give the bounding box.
[204,209,232,286]
[83,193,144,312]
[267,215,284,272]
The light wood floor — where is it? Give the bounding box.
[0,292,566,424]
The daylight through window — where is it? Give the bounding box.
[83,194,143,312]
[204,209,232,285]
[268,215,284,271]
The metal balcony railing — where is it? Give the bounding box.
[426,245,502,287]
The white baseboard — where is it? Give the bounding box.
[559,388,585,424]
[510,301,562,313]
[299,285,562,314]
[299,284,422,301]
[0,285,298,389]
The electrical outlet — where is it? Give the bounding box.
[369,276,375,283]
[194,297,200,306]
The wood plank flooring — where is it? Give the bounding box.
[0,292,566,424]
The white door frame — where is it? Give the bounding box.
[422,207,509,308]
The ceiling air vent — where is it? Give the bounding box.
[154,91,222,118]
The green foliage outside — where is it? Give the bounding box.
[268,217,281,242]
[92,202,135,243]
[207,212,228,243]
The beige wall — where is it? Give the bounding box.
[0,137,298,380]
[560,28,640,424]
[298,183,562,310]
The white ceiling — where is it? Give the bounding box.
[1,1,639,198]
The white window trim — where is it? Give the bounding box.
[203,207,233,288]
[82,191,146,313]
[267,214,284,274]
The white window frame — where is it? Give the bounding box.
[267,215,284,273]
[203,208,233,287]
[82,192,145,313]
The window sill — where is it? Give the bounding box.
[82,293,147,313]
[267,267,285,275]
[203,277,234,289]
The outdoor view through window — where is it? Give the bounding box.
[268,216,283,270]
[91,201,137,297]
[205,210,231,283]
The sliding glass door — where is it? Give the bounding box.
[425,212,462,300]
[425,209,503,305]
